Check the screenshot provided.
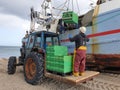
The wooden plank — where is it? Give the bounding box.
[45,71,99,85]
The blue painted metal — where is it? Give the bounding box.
[87,8,120,54]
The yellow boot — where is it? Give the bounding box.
[73,72,79,77]
[79,72,85,76]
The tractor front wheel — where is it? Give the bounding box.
[24,52,44,85]
[8,56,17,74]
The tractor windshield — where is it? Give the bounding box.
[46,36,59,46]
[33,31,60,49]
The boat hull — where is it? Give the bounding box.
[60,6,120,68]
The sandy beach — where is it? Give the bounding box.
[0,58,120,90]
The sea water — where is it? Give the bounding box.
[0,46,20,58]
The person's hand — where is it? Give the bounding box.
[68,34,72,38]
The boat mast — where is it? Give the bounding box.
[41,0,52,16]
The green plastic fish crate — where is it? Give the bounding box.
[62,11,78,24]
[46,61,56,71]
[55,56,72,62]
[46,45,68,56]
[46,61,56,66]
[55,67,72,73]
[55,61,72,67]
[46,55,72,62]
[46,65,72,73]
[46,65,51,70]
[46,45,68,52]
[46,54,73,73]
[46,56,72,68]
[46,55,73,73]
[54,56,73,73]
[46,56,55,62]
[46,65,56,71]
[47,51,67,56]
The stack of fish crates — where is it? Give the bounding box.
[46,45,72,75]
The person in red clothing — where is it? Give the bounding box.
[69,26,89,76]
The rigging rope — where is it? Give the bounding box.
[48,0,81,18]
[56,0,68,18]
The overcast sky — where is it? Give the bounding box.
[0,0,97,46]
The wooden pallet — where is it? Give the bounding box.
[45,71,99,85]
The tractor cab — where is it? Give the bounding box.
[21,31,60,59]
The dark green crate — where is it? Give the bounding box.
[62,11,78,24]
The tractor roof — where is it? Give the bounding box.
[30,31,59,37]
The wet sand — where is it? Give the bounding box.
[0,58,120,90]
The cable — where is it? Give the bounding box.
[72,0,74,11]
[55,1,67,9]
[67,0,70,11]
[76,0,80,15]
[56,0,68,18]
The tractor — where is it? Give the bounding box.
[8,31,60,85]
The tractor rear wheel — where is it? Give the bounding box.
[24,52,44,85]
[8,56,17,74]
